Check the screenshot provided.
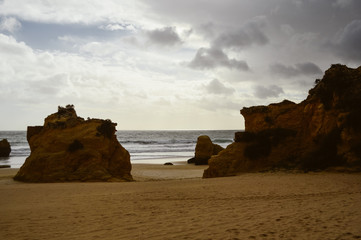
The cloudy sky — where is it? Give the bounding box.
[1,0,360,130]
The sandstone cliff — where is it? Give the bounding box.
[14,105,133,182]
[204,64,361,178]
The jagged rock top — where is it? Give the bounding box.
[241,100,296,114]
[306,64,361,110]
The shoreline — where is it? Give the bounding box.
[2,165,361,182]
[0,163,209,183]
[0,156,194,169]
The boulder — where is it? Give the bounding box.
[0,139,11,157]
[189,135,224,165]
[204,64,361,178]
[14,105,133,182]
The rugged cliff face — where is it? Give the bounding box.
[204,64,361,178]
[14,105,133,182]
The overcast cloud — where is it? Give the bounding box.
[332,19,361,61]
[0,0,360,130]
[270,62,323,78]
[205,79,235,95]
[146,27,182,46]
[188,47,249,71]
[254,85,284,99]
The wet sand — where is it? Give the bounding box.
[1,165,361,239]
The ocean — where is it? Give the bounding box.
[0,130,237,168]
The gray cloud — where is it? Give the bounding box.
[189,16,268,72]
[213,16,269,49]
[332,19,361,61]
[254,85,284,99]
[197,22,216,38]
[205,79,235,95]
[332,0,354,8]
[270,62,323,78]
[188,47,249,71]
[146,26,182,46]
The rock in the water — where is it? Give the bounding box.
[0,139,11,157]
[204,64,361,178]
[164,162,174,165]
[189,135,224,165]
[14,105,133,182]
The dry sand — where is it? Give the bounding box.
[1,165,361,240]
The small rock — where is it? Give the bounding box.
[189,135,224,165]
[0,139,11,157]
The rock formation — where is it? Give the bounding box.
[14,105,133,182]
[188,135,224,165]
[0,139,11,157]
[204,64,361,178]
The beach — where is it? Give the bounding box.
[1,165,361,240]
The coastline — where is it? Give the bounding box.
[0,163,208,182]
[1,166,361,239]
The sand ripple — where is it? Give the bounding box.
[1,166,361,239]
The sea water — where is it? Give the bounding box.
[0,130,238,168]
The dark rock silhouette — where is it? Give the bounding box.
[14,105,133,182]
[204,64,361,178]
[0,139,11,157]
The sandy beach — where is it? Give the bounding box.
[1,165,361,240]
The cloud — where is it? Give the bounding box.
[332,0,354,8]
[0,0,151,28]
[197,22,216,38]
[332,19,361,61]
[146,26,182,46]
[213,16,269,49]
[188,16,268,72]
[1,0,360,130]
[204,79,235,95]
[270,62,323,78]
[0,16,21,33]
[254,85,284,99]
[197,97,241,112]
[0,33,124,104]
[188,47,249,71]
[99,23,136,32]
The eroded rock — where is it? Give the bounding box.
[204,64,361,178]
[188,135,224,165]
[14,105,133,182]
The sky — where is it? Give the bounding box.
[0,0,360,130]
